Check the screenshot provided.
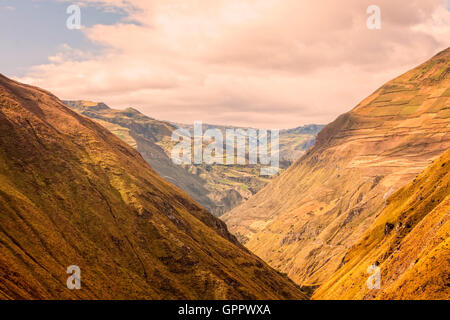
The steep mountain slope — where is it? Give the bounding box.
[64,101,322,216]
[314,149,449,300]
[0,74,306,300]
[223,47,450,286]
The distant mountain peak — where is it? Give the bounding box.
[63,100,110,112]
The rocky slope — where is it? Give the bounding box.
[223,47,450,286]
[314,149,449,300]
[64,101,322,216]
[0,74,306,300]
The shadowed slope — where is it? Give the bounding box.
[0,74,306,300]
[223,47,450,286]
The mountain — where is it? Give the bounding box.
[0,74,306,299]
[223,47,450,286]
[314,149,449,300]
[176,122,324,167]
[279,125,325,164]
[64,100,323,216]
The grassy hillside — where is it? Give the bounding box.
[0,74,307,300]
[314,149,449,300]
[223,47,450,287]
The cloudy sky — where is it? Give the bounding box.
[2,0,450,128]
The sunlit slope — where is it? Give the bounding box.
[314,149,449,300]
[0,74,306,300]
[223,47,450,286]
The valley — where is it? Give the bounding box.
[1,0,449,303]
[64,100,323,216]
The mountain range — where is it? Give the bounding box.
[63,100,323,216]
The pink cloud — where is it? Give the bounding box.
[18,0,450,128]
